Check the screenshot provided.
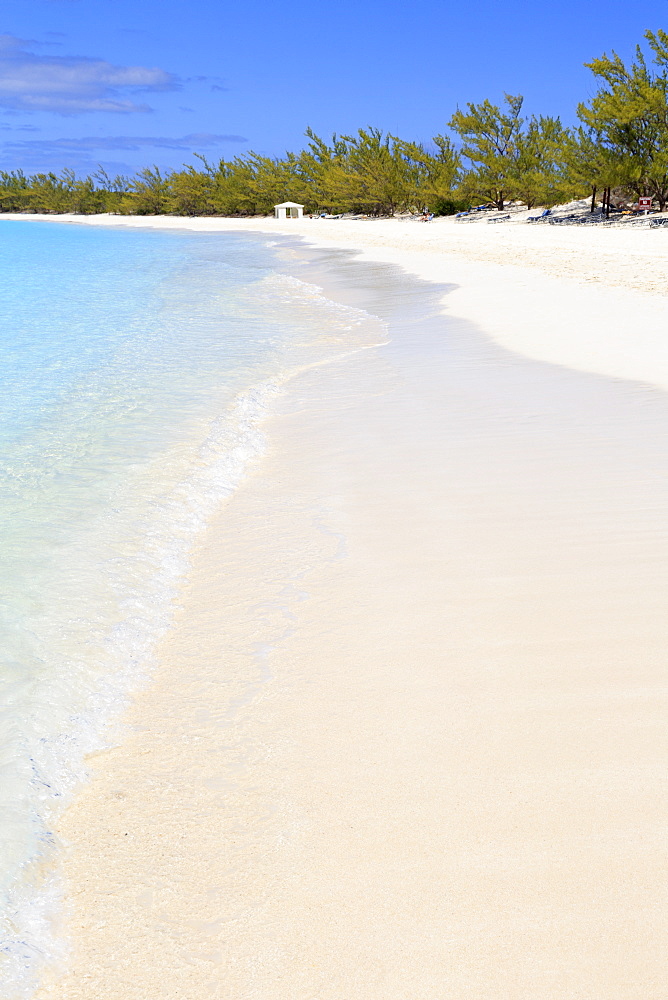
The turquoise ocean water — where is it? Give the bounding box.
[0,220,385,997]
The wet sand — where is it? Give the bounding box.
[34,246,668,999]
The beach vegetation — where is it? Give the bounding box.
[0,170,30,212]
[163,164,215,216]
[578,30,668,209]
[511,115,575,208]
[4,30,668,217]
[449,94,525,210]
[128,167,172,215]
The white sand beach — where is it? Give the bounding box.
[9,211,668,390]
[11,213,667,998]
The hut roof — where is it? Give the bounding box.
[274,201,304,208]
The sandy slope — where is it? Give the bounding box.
[10,214,666,999]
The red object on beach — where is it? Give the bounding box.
[639,196,652,209]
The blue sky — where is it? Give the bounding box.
[1,0,667,177]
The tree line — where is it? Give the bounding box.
[2,30,668,217]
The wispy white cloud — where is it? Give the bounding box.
[4,132,247,152]
[0,34,179,114]
[0,123,39,131]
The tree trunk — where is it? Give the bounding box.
[590,185,597,213]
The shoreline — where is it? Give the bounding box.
[11,217,668,997]
[4,211,668,393]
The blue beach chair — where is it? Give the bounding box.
[528,209,551,222]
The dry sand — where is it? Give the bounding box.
[13,213,668,998]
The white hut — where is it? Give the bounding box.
[274,201,304,220]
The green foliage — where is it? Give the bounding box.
[562,127,621,201]
[0,170,30,212]
[126,167,171,215]
[393,135,461,210]
[449,94,525,209]
[512,115,575,208]
[578,30,668,206]
[295,128,455,215]
[430,197,469,216]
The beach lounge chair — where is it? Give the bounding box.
[548,214,578,225]
[528,209,551,222]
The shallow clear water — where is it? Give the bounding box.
[0,221,386,997]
